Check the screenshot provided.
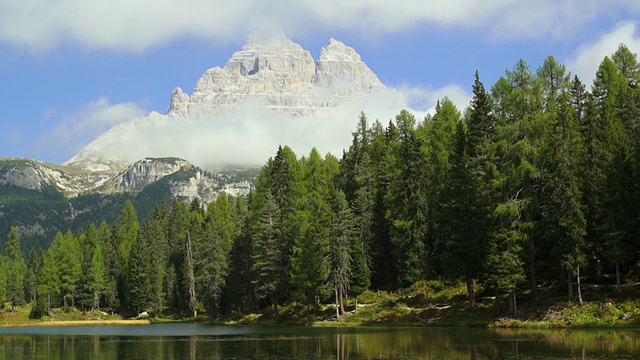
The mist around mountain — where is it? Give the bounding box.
[1,36,403,251]
[65,36,407,172]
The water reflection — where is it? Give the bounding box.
[0,324,638,359]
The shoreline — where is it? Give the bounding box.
[1,320,150,328]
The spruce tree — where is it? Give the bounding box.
[5,227,26,312]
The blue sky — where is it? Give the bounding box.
[1,1,640,165]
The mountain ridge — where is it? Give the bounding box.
[64,36,395,172]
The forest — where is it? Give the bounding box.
[1,44,640,322]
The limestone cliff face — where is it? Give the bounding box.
[0,157,254,204]
[0,158,98,195]
[167,36,385,118]
[104,158,253,204]
[64,36,391,173]
[114,158,192,192]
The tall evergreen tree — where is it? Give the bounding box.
[329,190,355,318]
[384,110,429,286]
[541,94,587,302]
[127,223,152,313]
[198,193,235,320]
[291,149,333,310]
[25,248,40,303]
[5,227,26,312]
[442,71,494,307]
[37,248,60,315]
[251,190,284,317]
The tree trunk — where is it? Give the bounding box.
[186,232,198,320]
[272,295,279,319]
[210,302,219,322]
[567,270,574,299]
[615,261,623,294]
[46,293,51,315]
[510,291,517,318]
[335,287,340,320]
[466,278,476,307]
[577,265,583,306]
[339,288,345,316]
[529,232,538,299]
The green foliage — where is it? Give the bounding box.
[7,44,640,326]
[28,295,46,319]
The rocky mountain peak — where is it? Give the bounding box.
[67,36,392,172]
[165,36,385,118]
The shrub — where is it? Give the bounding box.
[29,298,46,320]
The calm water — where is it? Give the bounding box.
[0,323,638,359]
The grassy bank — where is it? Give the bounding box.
[3,281,640,329]
[3,320,150,327]
[220,281,640,329]
[0,304,150,327]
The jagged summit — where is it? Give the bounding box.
[166,36,385,118]
[66,36,394,172]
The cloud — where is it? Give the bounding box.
[66,90,412,168]
[1,0,638,51]
[565,21,640,87]
[34,97,146,159]
[399,84,472,115]
[64,83,474,169]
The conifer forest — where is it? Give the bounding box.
[3,44,640,321]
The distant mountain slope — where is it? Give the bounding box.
[0,157,255,251]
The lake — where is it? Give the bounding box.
[0,323,638,359]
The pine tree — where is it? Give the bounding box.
[25,248,40,304]
[251,190,283,317]
[442,71,494,307]
[329,190,355,318]
[291,148,333,310]
[127,223,152,313]
[198,193,235,321]
[5,227,26,312]
[77,223,104,310]
[52,231,81,309]
[38,244,61,314]
[541,94,587,302]
[384,110,429,286]
[487,59,542,309]
[145,218,167,318]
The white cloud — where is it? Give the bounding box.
[399,84,471,115]
[67,90,411,168]
[566,21,640,87]
[35,97,146,158]
[62,84,474,169]
[1,0,638,51]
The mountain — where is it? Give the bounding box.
[0,157,254,251]
[2,36,395,249]
[65,36,392,172]
[166,36,385,118]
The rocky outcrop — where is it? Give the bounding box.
[168,36,385,118]
[0,158,91,195]
[103,157,254,204]
[114,158,192,192]
[64,36,393,172]
[0,157,255,204]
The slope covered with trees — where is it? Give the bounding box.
[2,44,640,324]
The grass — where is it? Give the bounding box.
[0,303,149,327]
[3,320,150,327]
[220,280,640,329]
[5,281,640,329]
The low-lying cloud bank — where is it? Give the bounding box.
[61,87,470,169]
